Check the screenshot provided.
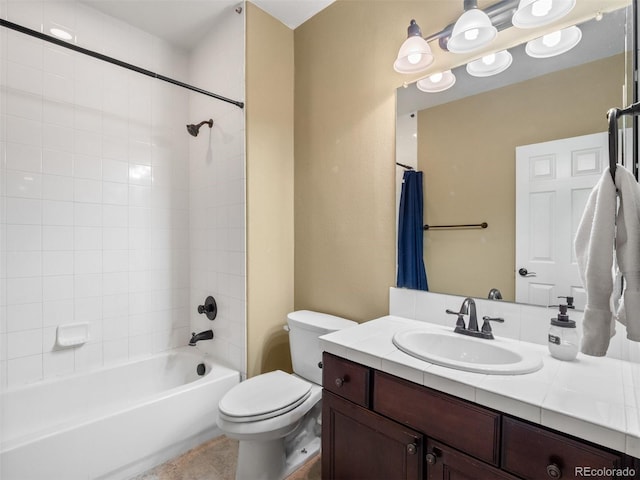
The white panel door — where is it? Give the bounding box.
[515,132,608,309]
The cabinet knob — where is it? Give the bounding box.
[425,453,437,465]
[546,463,562,479]
[406,443,417,455]
[335,377,345,387]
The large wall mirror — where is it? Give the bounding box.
[396,2,634,310]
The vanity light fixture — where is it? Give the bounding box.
[393,19,435,74]
[466,50,513,77]
[512,0,576,29]
[416,70,457,93]
[447,0,498,53]
[525,25,582,58]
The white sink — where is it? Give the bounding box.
[392,328,543,375]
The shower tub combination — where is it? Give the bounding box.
[0,348,239,480]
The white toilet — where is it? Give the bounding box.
[217,310,356,480]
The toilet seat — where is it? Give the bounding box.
[219,370,312,423]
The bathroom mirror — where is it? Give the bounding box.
[396,4,634,309]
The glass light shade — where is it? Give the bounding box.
[525,26,581,58]
[466,50,513,77]
[416,70,456,93]
[394,35,435,74]
[512,0,576,29]
[447,9,497,53]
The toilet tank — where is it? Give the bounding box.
[287,310,357,385]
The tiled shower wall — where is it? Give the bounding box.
[187,8,246,378]
[0,0,198,388]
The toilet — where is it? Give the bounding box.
[217,310,357,480]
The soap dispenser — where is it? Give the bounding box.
[548,296,579,361]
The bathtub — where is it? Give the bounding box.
[0,347,240,480]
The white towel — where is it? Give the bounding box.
[575,167,617,356]
[614,166,640,341]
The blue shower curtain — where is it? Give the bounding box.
[397,170,428,290]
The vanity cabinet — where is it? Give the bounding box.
[321,352,636,480]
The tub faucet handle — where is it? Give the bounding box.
[197,296,217,320]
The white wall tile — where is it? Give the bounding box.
[43,299,74,327]
[43,275,74,301]
[6,92,43,122]
[74,226,102,250]
[5,171,42,199]
[43,225,73,250]
[42,174,74,201]
[43,71,74,103]
[74,250,101,274]
[6,142,42,173]
[7,251,42,278]
[0,0,247,387]
[43,124,74,153]
[43,149,73,176]
[6,224,42,251]
[7,303,42,332]
[43,199,74,225]
[6,197,43,225]
[43,251,74,276]
[6,61,43,97]
[8,329,43,359]
[74,178,102,203]
[43,101,75,129]
[43,349,75,378]
[7,354,43,387]
[73,154,101,179]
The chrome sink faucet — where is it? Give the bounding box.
[446,297,504,340]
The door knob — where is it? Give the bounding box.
[518,267,537,277]
[406,443,417,455]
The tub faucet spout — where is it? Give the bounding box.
[189,329,214,346]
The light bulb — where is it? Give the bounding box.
[482,53,496,65]
[407,52,423,65]
[464,28,479,41]
[430,72,443,83]
[542,30,562,47]
[531,0,553,17]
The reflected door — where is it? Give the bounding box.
[515,132,608,309]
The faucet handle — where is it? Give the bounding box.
[446,309,467,329]
[481,316,504,335]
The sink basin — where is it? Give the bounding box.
[392,328,543,375]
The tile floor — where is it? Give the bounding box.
[131,436,321,480]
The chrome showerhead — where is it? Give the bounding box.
[186,119,213,137]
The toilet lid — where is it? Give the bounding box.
[219,371,312,422]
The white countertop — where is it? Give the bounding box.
[319,315,640,458]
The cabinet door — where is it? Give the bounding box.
[322,390,422,480]
[426,440,519,480]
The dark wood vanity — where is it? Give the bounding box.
[321,352,639,480]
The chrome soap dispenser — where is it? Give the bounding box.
[548,296,578,361]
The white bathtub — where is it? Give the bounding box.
[0,347,240,480]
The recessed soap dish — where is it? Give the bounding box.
[56,322,90,347]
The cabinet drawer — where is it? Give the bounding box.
[322,352,371,407]
[373,371,500,465]
[502,416,625,480]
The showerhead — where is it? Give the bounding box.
[186,119,213,137]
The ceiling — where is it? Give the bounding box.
[84,0,336,50]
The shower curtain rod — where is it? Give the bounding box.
[0,19,245,109]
